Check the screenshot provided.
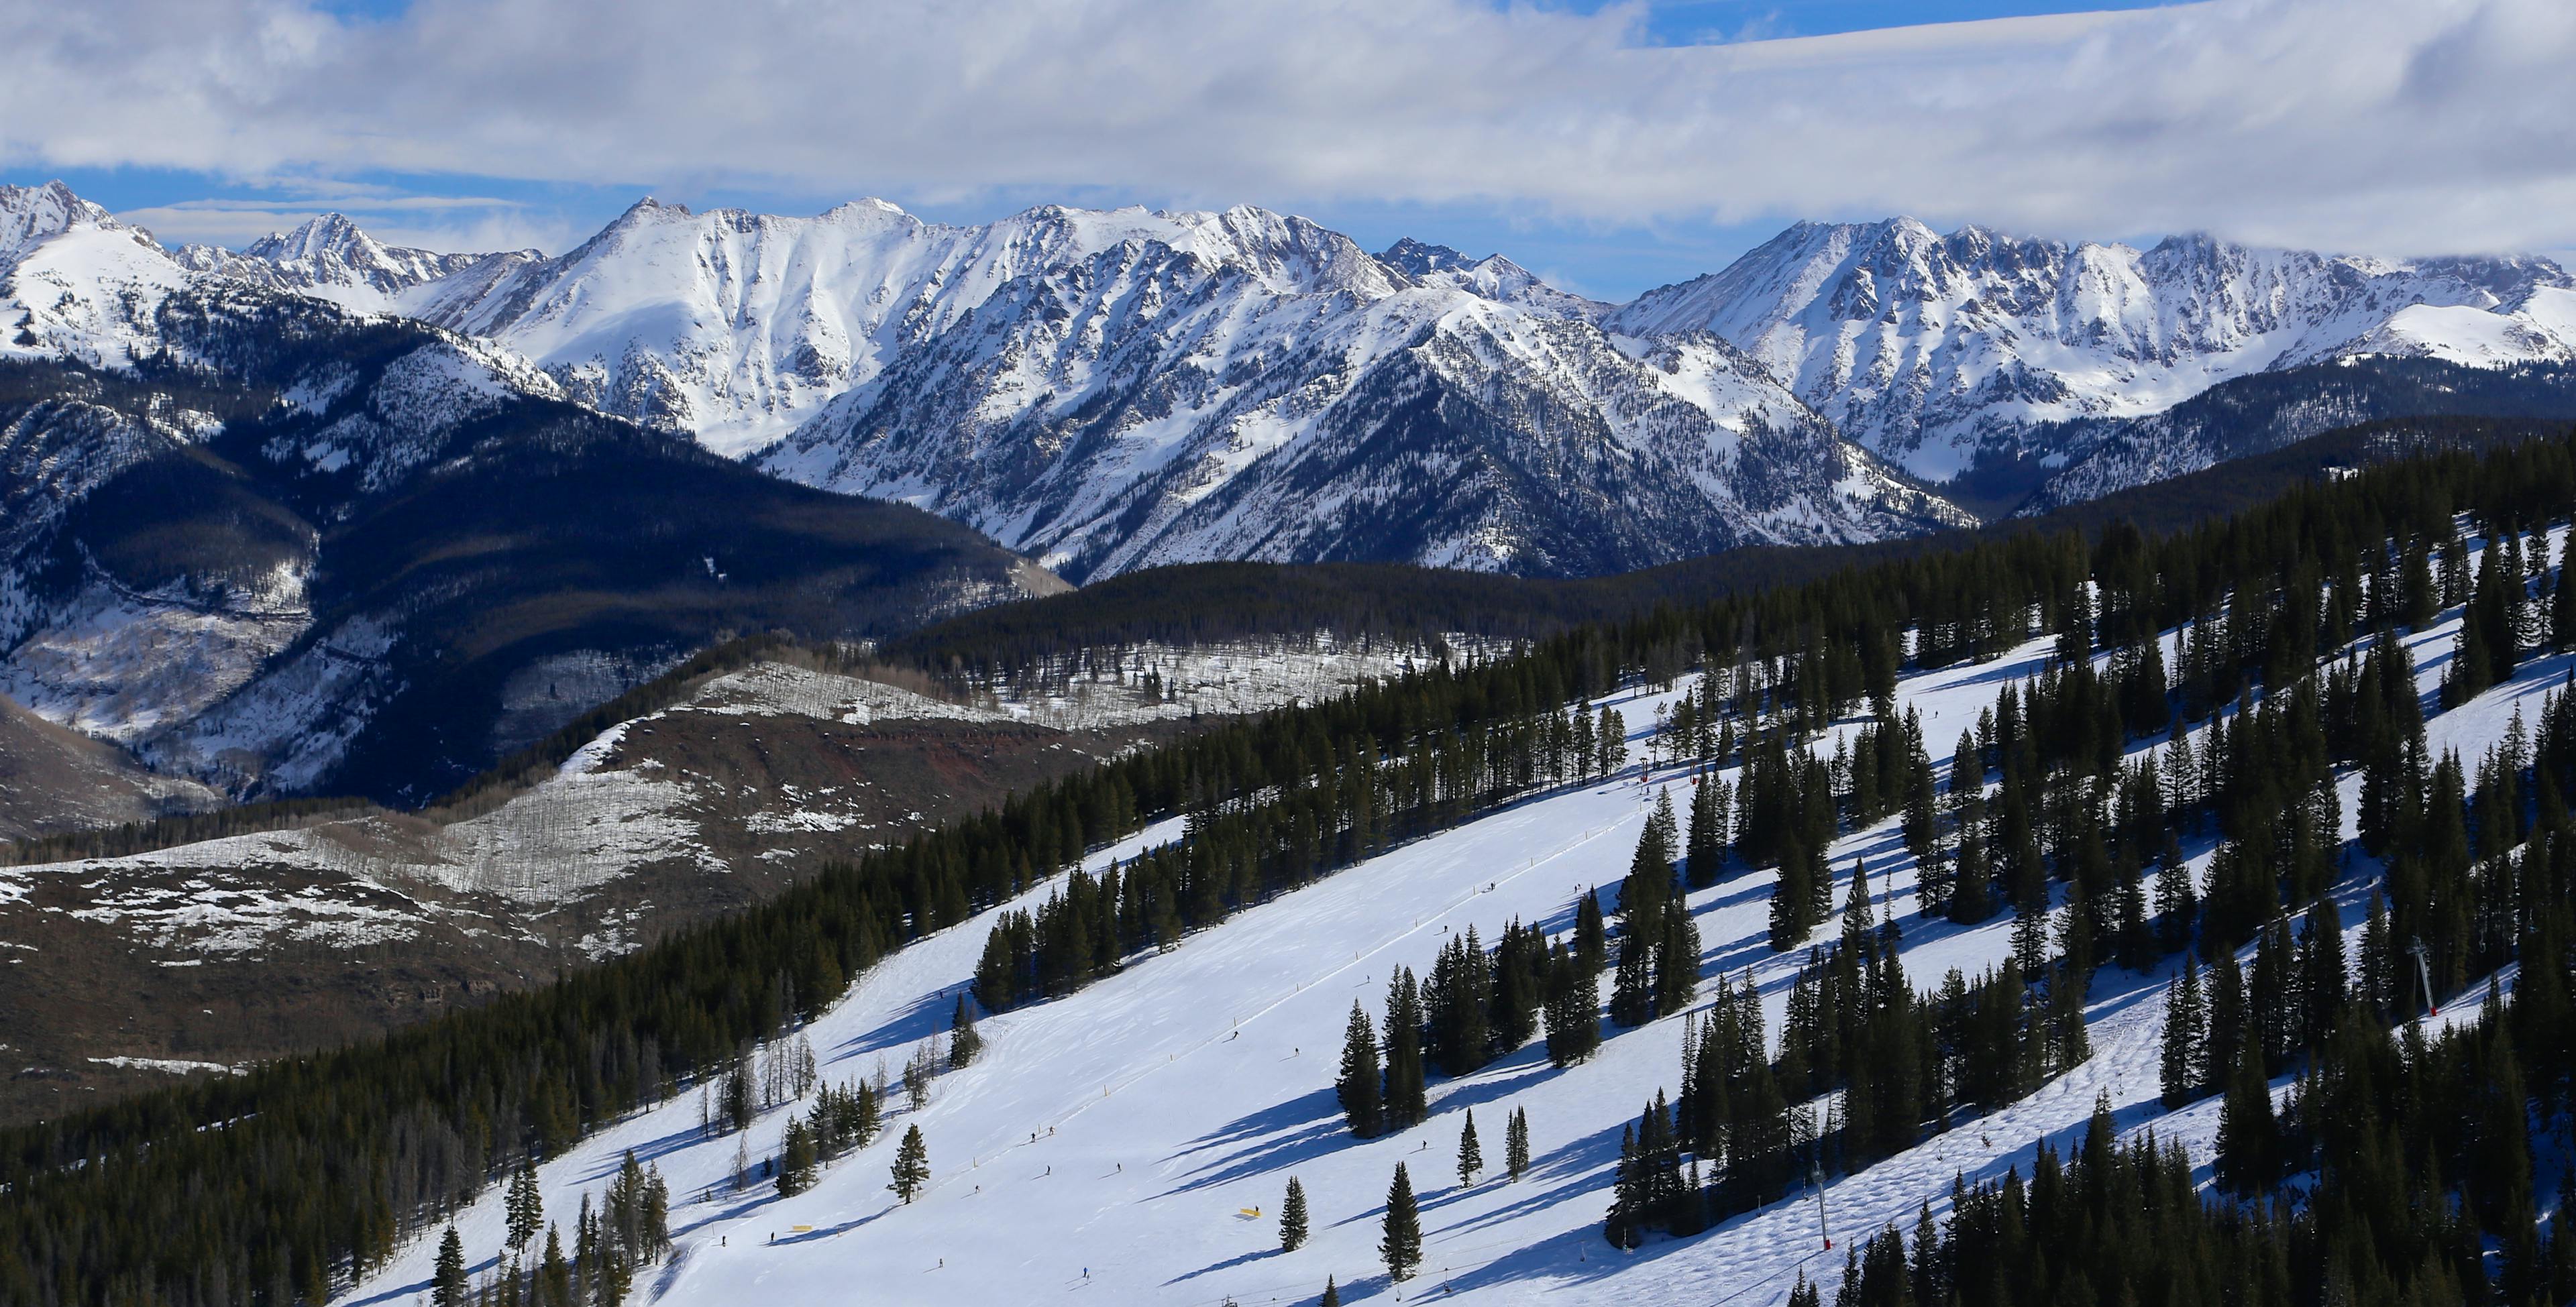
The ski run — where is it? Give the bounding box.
[341,521,2569,1307]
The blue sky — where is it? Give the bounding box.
[1,1,2176,299]
[8,0,2567,302]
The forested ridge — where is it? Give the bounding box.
[4,432,2575,1307]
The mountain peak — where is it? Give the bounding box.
[1377,237,1479,278]
[245,213,377,263]
[1,180,118,261]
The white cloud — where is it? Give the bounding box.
[112,192,574,253]
[7,0,2576,259]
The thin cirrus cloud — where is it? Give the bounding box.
[109,184,578,253]
[5,0,2575,265]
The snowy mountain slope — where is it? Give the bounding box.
[0,182,207,371]
[174,214,537,315]
[333,518,2569,1307]
[406,198,1405,457]
[1607,219,2576,486]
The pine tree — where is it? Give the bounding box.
[1769,834,1814,952]
[1544,941,1602,1066]
[2553,530,2576,652]
[433,1226,468,1307]
[1505,1106,1531,1182]
[1383,970,1428,1129]
[1687,773,1727,887]
[537,1225,572,1307]
[1574,890,1609,972]
[777,1119,818,1198]
[947,994,981,1068]
[1381,1163,1423,1282]
[1336,1001,1383,1137]
[506,1156,543,1255]
[2214,1043,2277,1196]
[1320,1275,1342,1307]
[1457,1109,1484,1187]
[1788,1270,1821,1307]
[1656,899,1701,1018]
[889,1125,930,1203]
[1609,927,1655,1027]
[2159,959,2206,1108]
[1279,1176,1309,1252]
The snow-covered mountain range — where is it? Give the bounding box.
[17,178,2576,582]
[1,183,1964,580]
[1607,217,2576,483]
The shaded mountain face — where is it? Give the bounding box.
[0,269,1059,803]
[1607,217,2576,486]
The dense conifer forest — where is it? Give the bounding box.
[4,431,2574,1307]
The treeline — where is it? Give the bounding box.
[3,433,2572,1307]
[0,795,382,867]
[894,416,2575,693]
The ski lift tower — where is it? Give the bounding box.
[2409,939,2440,1018]
[1809,1158,1832,1251]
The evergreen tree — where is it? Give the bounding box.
[1505,1106,1531,1182]
[1336,1001,1383,1137]
[2159,959,2206,1108]
[2214,1043,2277,1196]
[1574,890,1609,972]
[2151,832,2196,950]
[1383,970,1428,1129]
[537,1225,572,1307]
[1769,834,1815,952]
[1609,927,1655,1027]
[1279,1176,1309,1252]
[1686,773,1727,887]
[433,1226,468,1307]
[947,994,981,1068]
[1606,1124,1642,1249]
[1544,942,1602,1066]
[889,1125,930,1204]
[1380,1163,1423,1282]
[2554,530,2576,652]
[1457,1109,1484,1186]
[1656,900,1701,1018]
[505,1155,543,1256]
[1320,1275,1342,1307]
[776,1119,818,1198]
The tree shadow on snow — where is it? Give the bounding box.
[1168,1084,1344,1163]
[1163,1245,1281,1286]
[831,985,958,1063]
